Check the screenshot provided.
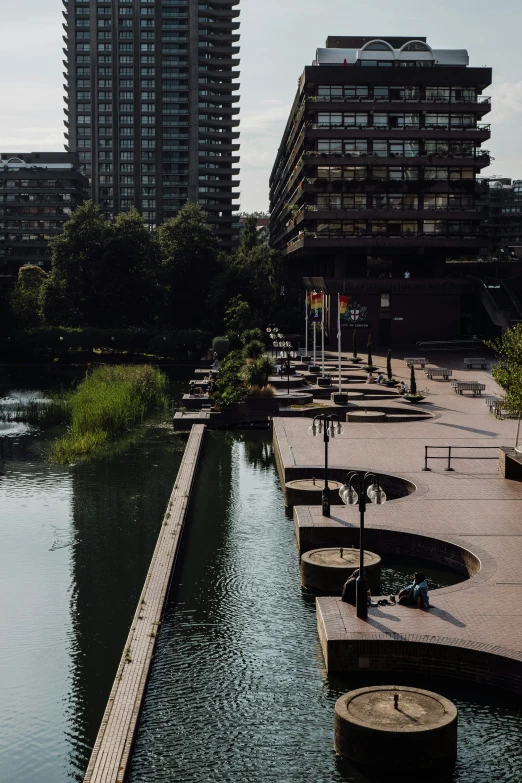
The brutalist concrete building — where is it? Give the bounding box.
[0,152,89,283]
[62,0,240,248]
[269,36,515,345]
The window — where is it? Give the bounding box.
[426,87,450,101]
[364,41,393,51]
[361,60,393,67]
[425,113,449,129]
[317,112,368,127]
[317,85,344,100]
[381,293,391,308]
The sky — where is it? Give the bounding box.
[1,0,522,213]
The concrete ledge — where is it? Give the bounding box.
[83,424,206,783]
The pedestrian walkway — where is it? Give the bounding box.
[273,351,522,693]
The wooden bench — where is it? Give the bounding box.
[425,368,452,380]
[404,357,426,368]
[484,396,500,413]
[453,381,486,397]
[464,357,488,369]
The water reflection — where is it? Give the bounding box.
[130,432,522,783]
[0,371,188,783]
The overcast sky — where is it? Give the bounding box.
[2,0,522,213]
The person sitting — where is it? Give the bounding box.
[366,372,376,384]
[342,569,372,606]
[396,572,430,609]
[192,386,203,397]
[376,373,384,384]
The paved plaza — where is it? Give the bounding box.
[273,351,522,692]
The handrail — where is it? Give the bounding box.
[422,445,498,472]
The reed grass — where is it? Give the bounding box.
[49,365,168,463]
[0,398,68,426]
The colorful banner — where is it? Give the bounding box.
[310,291,323,322]
[339,295,350,322]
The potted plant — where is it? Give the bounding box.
[404,363,426,403]
[362,334,379,373]
[351,329,363,363]
[382,348,399,386]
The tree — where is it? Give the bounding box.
[352,329,358,359]
[159,201,220,327]
[367,334,373,366]
[224,295,254,339]
[96,208,163,327]
[41,203,163,328]
[485,324,522,413]
[239,214,259,253]
[11,265,48,329]
[41,201,109,326]
[387,349,393,380]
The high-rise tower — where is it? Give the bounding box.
[62,0,240,248]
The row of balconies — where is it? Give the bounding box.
[279,233,484,256]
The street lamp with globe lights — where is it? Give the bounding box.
[279,344,297,396]
[309,413,344,517]
[339,471,387,619]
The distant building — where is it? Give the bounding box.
[62,0,241,248]
[485,178,522,252]
[0,152,89,283]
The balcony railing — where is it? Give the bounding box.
[308,122,491,132]
[285,230,484,245]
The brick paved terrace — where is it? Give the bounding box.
[273,350,522,693]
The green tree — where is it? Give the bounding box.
[387,349,393,380]
[11,265,48,329]
[352,329,358,359]
[97,208,163,327]
[367,334,373,366]
[239,214,259,253]
[41,203,162,328]
[159,201,219,327]
[41,201,109,326]
[224,295,254,339]
[410,363,417,395]
[485,325,522,412]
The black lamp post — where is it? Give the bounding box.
[280,343,297,396]
[339,471,387,619]
[309,413,344,517]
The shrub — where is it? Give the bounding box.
[243,339,265,360]
[212,350,247,407]
[241,355,275,388]
[248,384,276,398]
[212,335,231,358]
[241,328,265,345]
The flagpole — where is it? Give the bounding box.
[337,295,342,394]
[313,322,316,365]
[321,293,325,377]
[305,291,309,357]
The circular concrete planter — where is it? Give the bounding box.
[276,392,314,407]
[285,478,344,508]
[334,686,458,771]
[347,410,387,423]
[301,547,381,594]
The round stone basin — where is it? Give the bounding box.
[301,547,381,593]
[285,478,343,507]
[334,686,458,770]
[347,410,387,423]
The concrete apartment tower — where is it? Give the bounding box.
[62,0,240,248]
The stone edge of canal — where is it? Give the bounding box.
[82,424,206,783]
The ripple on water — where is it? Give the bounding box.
[129,434,522,783]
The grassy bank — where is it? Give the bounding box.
[49,365,168,463]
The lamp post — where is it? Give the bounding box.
[280,344,297,396]
[309,413,344,517]
[339,471,387,619]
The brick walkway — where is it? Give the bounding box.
[273,351,522,692]
[83,425,206,783]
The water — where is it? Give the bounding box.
[130,432,522,783]
[0,367,190,783]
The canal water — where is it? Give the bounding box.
[0,367,190,783]
[129,432,522,783]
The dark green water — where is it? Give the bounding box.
[129,432,522,783]
[0,367,190,782]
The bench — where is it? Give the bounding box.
[404,357,426,368]
[453,381,486,397]
[464,357,488,369]
[484,396,501,413]
[425,368,452,380]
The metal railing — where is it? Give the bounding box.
[422,445,499,472]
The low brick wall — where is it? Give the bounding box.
[499,447,522,481]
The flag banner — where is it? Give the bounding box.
[310,291,323,322]
[339,295,350,322]
[305,290,312,318]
